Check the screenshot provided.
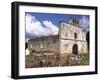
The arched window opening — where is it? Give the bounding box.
[74,33,77,39]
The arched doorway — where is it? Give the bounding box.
[72,44,78,54]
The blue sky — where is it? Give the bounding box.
[25,12,89,42]
[26,12,89,27]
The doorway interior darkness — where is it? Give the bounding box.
[72,44,78,54]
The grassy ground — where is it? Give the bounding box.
[67,54,89,66]
[25,53,89,68]
[81,54,89,65]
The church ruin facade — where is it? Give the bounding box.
[59,19,88,56]
[27,19,88,56]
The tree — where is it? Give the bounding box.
[86,31,89,51]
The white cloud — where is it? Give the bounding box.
[25,14,59,42]
[42,20,58,35]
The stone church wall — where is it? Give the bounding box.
[59,20,88,56]
[28,35,59,53]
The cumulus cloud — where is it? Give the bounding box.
[25,14,59,42]
[80,16,89,31]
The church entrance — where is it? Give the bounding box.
[72,44,78,54]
